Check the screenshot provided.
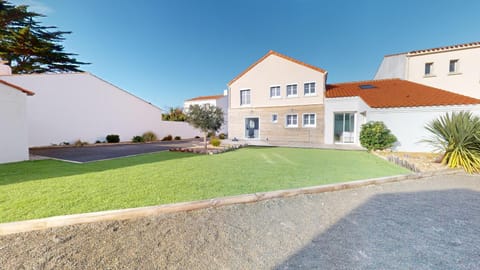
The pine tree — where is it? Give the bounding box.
[0,0,88,73]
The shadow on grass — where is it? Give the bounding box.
[275,189,480,270]
[0,151,196,186]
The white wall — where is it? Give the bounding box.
[374,53,407,80]
[0,85,29,163]
[406,47,480,99]
[324,97,369,145]
[368,105,480,152]
[184,95,229,134]
[1,73,201,146]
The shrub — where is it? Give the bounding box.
[195,136,200,139]
[424,111,480,173]
[95,140,102,144]
[106,134,120,143]
[360,121,397,151]
[142,131,157,142]
[207,131,215,138]
[132,135,144,143]
[161,134,173,141]
[174,136,181,140]
[218,133,227,140]
[74,140,88,147]
[210,137,221,147]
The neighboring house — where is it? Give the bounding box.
[0,75,35,163]
[375,41,480,99]
[325,79,480,152]
[227,50,327,143]
[184,92,228,134]
[0,69,200,147]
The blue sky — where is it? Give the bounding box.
[10,0,480,110]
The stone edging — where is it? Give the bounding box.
[0,169,462,236]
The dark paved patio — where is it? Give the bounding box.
[30,139,201,162]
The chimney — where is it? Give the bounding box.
[0,60,12,75]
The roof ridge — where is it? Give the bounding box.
[408,41,480,55]
[186,94,225,101]
[228,50,326,86]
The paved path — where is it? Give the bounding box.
[29,139,202,162]
[1,174,479,269]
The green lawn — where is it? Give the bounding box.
[0,147,409,223]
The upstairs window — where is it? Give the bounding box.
[240,89,251,105]
[304,82,316,95]
[270,86,281,98]
[286,84,298,97]
[449,59,459,73]
[425,62,433,76]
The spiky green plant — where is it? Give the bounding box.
[424,111,480,173]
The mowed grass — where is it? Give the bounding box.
[0,147,409,222]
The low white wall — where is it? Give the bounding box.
[1,73,201,146]
[0,85,29,163]
[368,105,480,152]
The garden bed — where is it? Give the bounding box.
[374,151,446,172]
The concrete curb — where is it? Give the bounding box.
[0,169,462,236]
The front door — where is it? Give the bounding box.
[245,117,259,139]
[334,112,355,143]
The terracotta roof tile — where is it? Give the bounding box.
[408,41,480,55]
[0,79,34,96]
[326,79,480,108]
[228,50,326,86]
[185,94,224,102]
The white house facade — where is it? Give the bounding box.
[325,79,480,152]
[0,72,200,147]
[375,41,480,99]
[184,92,228,134]
[0,79,34,163]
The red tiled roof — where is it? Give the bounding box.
[185,94,224,102]
[228,50,326,86]
[0,79,34,96]
[408,41,480,55]
[326,79,480,108]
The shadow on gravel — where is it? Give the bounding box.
[276,189,480,270]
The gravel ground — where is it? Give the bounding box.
[1,174,479,269]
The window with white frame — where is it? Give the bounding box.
[449,59,459,73]
[286,84,297,97]
[286,114,298,127]
[270,86,281,98]
[304,82,316,95]
[303,113,316,127]
[424,62,433,76]
[240,89,251,105]
[272,113,278,123]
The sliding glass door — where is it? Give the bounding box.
[334,112,355,143]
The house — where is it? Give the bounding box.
[375,41,480,99]
[227,50,327,144]
[184,92,228,134]
[0,67,200,147]
[325,79,480,152]
[0,63,35,163]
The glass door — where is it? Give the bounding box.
[334,113,355,143]
[245,117,259,139]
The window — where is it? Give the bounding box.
[304,82,316,95]
[240,89,250,105]
[425,62,433,76]
[270,86,281,98]
[286,114,298,127]
[303,113,316,127]
[449,59,459,73]
[286,84,298,97]
[272,113,278,123]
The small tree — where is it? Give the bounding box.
[360,121,397,151]
[185,104,224,153]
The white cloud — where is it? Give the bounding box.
[9,0,54,15]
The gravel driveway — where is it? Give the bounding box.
[1,174,479,269]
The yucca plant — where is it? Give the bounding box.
[424,111,480,173]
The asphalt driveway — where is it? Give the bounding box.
[30,139,201,162]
